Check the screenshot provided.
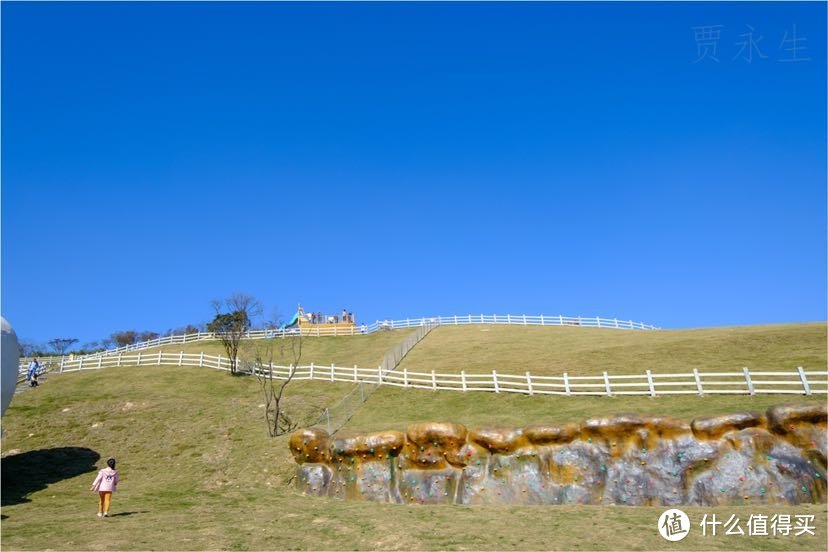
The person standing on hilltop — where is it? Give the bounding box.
[27,358,40,387]
[90,457,120,518]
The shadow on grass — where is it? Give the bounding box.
[1,447,100,506]
[108,511,148,517]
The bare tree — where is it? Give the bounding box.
[251,332,303,437]
[19,340,45,358]
[48,338,78,356]
[208,293,262,375]
[111,330,138,348]
[138,331,160,343]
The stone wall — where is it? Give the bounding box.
[289,403,826,506]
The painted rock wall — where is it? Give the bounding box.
[289,404,826,506]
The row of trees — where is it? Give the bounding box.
[21,324,207,357]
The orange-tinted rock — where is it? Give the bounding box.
[691,412,764,440]
[330,430,405,461]
[403,422,467,469]
[523,423,580,445]
[289,428,331,464]
[767,403,827,434]
[291,404,827,507]
[470,426,527,454]
[582,414,689,438]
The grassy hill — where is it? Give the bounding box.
[2,322,826,550]
[397,323,827,376]
[2,367,825,551]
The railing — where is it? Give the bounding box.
[64,313,658,360]
[317,322,438,435]
[16,362,50,385]
[52,352,827,397]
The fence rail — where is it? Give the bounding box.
[62,313,658,360]
[317,322,438,435]
[51,352,827,397]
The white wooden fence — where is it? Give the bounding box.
[70,314,658,360]
[53,352,827,397]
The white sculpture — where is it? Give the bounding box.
[1,317,21,416]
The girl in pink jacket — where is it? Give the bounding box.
[90,457,120,518]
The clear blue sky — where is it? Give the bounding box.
[2,1,826,348]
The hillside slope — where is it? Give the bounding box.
[397,323,827,376]
[1,367,824,550]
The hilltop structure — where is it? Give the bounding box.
[280,304,356,331]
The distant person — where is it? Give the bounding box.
[349,312,354,324]
[341,308,347,322]
[91,457,120,518]
[27,358,40,385]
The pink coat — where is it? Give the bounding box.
[91,467,119,492]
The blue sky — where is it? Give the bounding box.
[2,1,826,347]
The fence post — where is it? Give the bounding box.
[178,351,183,366]
[310,362,315,380]
[743,367,755,395]
[325,408,332,435]
[540,314,545,325]
[199,352,204,367]
[157,351,162,365]
[559,315,564,325]
[614,318,619,328]
[60,357,64,373]
[461,370,466,391]
[331,363,335,382]
[797,366,811,396]
[378,365,382,384]
[79,357,84,370]
[564,372,570,396]
[646,369,655,397]
[526,371,533,395]
[431,370,437,390]
[507,314,511,324]
[217,354,222,370]
[693,368,703,396]
[523,314,527,325]
[137,352,141,366]
[603,371,612,396]
[492,370,500,393]
[353,365,358,383]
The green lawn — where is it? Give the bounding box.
[3,323,826,550]
[1,365,825,551]
[397,323,827,376]
[344,385,822,431]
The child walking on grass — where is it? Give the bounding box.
[90,457,120,518]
